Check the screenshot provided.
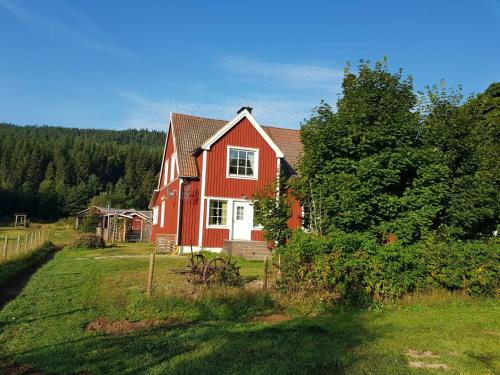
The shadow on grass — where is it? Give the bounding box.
[9,312,390,375]
[0,243,59,309]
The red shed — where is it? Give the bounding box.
[149,107,302,258]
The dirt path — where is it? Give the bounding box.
[0,245,60,310]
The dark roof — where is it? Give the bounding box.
[171,113,227,177]
[171,113,302,177]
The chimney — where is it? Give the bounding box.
[237,106,253,114]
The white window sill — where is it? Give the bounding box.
[226,174,258,180]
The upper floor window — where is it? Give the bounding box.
[163,159,169,187]
[227,147,258,179]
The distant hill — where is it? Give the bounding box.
[0,123,165,220]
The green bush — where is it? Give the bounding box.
[277,231,499,304]
[71,234,105,249]
[80,211,99,233]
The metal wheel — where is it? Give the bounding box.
[187,254,207,283]
[202,258,227,284]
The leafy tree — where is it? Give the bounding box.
[294,60,499,243]
[80,209,100,233]
[294,59,422,242]
[253,177,292,246]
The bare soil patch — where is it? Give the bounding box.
[406,349,439,358]
[0,361,47,375]
[408,361,450,370]
[250,313,290,323]
[484,330,500,336]
[85,316,191,335]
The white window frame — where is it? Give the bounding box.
[206,198,229,228]
[163,159,169,187]
[160,200,165,227]
[226,146,259,180]
[153,206,159,225]
[170,154,176,182]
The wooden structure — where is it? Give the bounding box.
[13,213,28,228]
[149,107,303,256]
[155,234,176,254]
[75,206,152,243]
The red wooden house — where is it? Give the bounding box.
[149,107,302,257]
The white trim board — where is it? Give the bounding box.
[197,150,207,247]
[157,114,172,189]
[200,109,284,158]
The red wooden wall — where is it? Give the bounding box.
[151,126,180,242]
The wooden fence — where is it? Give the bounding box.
[1,230,50,264]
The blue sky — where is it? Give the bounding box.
[1,0,498,130]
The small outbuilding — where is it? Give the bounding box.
[75,206,152,242]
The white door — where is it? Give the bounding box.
[232,201,253,240]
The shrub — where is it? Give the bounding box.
[80,210,99,233]
[277,231,499,304]
[72,234,105,249]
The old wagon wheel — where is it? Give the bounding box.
[187,253,207,284]
[202,257,227,285]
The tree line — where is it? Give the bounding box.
[0,124,165,220]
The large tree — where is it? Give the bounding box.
[294,60,499,243]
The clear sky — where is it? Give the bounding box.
[1,0,498,130]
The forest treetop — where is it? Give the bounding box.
[0,124,165,220]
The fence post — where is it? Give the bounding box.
[146,250,156,297]
[263,255,268,290]
[24,234,28,252]
[16,234,20,255]
[30,232,34,249]
[3,236,7,260]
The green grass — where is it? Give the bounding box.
[0,241,56,288]
[0,238,499,374]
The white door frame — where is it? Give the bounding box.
[231,200,253,240]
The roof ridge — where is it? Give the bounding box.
[262,125,300,132]
[172,112,299,132]
[172,112,228,124]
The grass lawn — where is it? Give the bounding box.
[0,236,499,374]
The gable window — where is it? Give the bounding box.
[160,200,165,227]
[163,159,169,187]
[227,147,258,179]
[208,200,227,226]
[170,154,176,182]
[153,206,159,225]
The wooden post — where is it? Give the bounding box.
[146,250,156,297]
[140,219,144,242]
[16,234,20,255]
[263,256,268,290]
[14,215,18,228]
[3,236,7,259]
[24,234,28,252]
[278,254,282,276]
[30,232,34,248]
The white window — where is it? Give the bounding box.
[207,200,228,226]
[160,200,165,227]
[153,206,159,225]
[236,206,244,220]
[163,159,169,187]
[170,154,176,182]
[227,147,258,179]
